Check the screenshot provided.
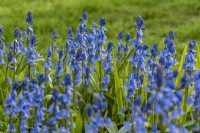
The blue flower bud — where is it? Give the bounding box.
[7,77,12,85]
[126,34,131,42]
[86,104,94,117]
[169,30,175,40]
[99,18,106,26]
[135,16,145,30]
[82,12,88,20]
[38,73,45,85]
[0,26,3,35]
[155,66,164,88]
[58,50,64,59]
[188,40,196,49]
[26,11,33,25]
[150,43,158,57]
[14,28,22,38]
[118,31,123,39]
[52,29,60,40]
[68,27,73,39]
[62,73,72,87]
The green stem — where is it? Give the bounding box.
[160,115,164,133]
[52,39,54,62]
[99,59,102,90]
[72,70,76,133]
[182,87,189,122]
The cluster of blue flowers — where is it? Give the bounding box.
[1,11,200,133]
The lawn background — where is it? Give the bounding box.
[0,0,200,56]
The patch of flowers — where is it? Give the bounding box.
[0,11,200,133]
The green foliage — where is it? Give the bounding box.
[1,0,200,132]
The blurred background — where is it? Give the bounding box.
[0,0,200,55]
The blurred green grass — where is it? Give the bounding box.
[0,0,200,54]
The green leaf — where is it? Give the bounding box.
[44,95,52,101]
[175,44,187,87]
[196,45,200,69]
[34,57,45,63]
[107,122,118,133]
[75,113,83,133]
[182,120,196,128]
[17,67,27,81]
[104,93,115,105]
[0,69,5,82]
[112,50,124,112]
[117,123,131,133]
[118,48,134,73]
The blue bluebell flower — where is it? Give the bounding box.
[105,118,113,127]
[47,46,52,57]
[8,123,16,132]
[124,70,138,102]
[146,68,184,131]
[38,73,45,85]
[169,30,175,40]
[126,33,131,42]
[54,58,63,82]
[86,110,112,133]
[0,38,5,63]
[101,42,114,90]
[86,104,94,117]
[99,18,106,27]
[151,125,159,133]
[129,44,149,72]
[86,33,95,63]
[117,31,124,61]
[62,73,72,87]
[52,29,60,40]
[163,30,176,55]
[118,31,123,39]
[102,75,110,91]
[75,48,87,62]
[82,12,88,21]
[165,70,178,89]
[118,108,125,115]
[7,77,12,85]
[157,30,177,74]
[95,23,107,60]
[183,40,196,85]
[132,16,145,48]
[135,16,145,30]
[150,42,158,57]
[93,92,107,111]
[158,48,176,74]
[59,49,64,59]
[192,71,200,114]
[0,26,3,35]
[74,64,82,86]
[26,11,33,25]
[193,125,200,132]
[84,66,91,89]
[188,40,196,49]
[146,43,159,91]
[29,34,38,47]
[14,27,22,38]
[47,87,62,131]
[67,27,73,40]
[60,126,67,133]
[44,56,52,72]
[122,34,130,53]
